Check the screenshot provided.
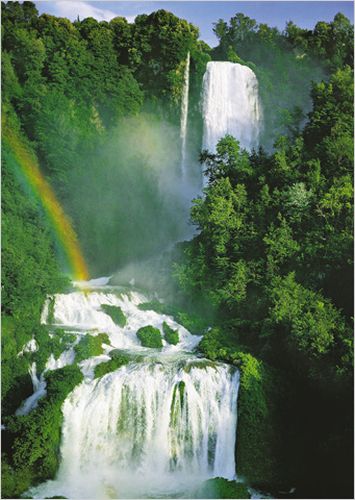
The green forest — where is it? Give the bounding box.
[1,2,353,499]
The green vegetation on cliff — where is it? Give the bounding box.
[1,2,353,498]
[2,365,83,499]
[173,74,353,500]
[199,328,283,489]
[172,17,353,496]
[2,109,68,416]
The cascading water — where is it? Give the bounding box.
[15,362,47,416]
[202,61,261,183]
[180,51,190,180]
[29,280,240,499]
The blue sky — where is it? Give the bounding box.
[34,1,354,47]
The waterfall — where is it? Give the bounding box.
[16,350,76,416]
[202,61,261,181]
[180,51,190,179]
[29,281,240,499]
[16,362,47,416]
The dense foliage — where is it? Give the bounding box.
[2,366,83,498]
[175,70,353,376]
[1,1,211,274]
[1,2,353,498]
[196,478,250,499]
[2,109,68,416]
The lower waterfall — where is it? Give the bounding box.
[29,281,240,499]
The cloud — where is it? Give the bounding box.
[50,1,136,23]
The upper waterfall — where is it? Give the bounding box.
[180,51,190,179]
[202,61,261,154]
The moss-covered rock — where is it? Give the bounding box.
[171,381,185,411]
[163,321,179,345]
[195,478,250,499]
[94,351,131,379]
[138,299,167,314]
[109,348,144,362]
[47,296,56,325]
[169,381,186,435]
[101,304,127,327]
[138,300,208,335]
[183,359,217,373]
[45,497,68,499]
[136,325,162,348]
[74,333,110,363]
[29,326,78,376]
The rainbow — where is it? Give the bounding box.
[3,118,89,281]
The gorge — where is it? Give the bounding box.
[24,60,260,500]
[2,4,353,499]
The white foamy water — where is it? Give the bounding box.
[44,289,201,352]
[202,61,261,184]
[15,347,78,416]
[17,337,38,356]
[73,275,112,288]
[29,281,240,499]
[16,362,47,416]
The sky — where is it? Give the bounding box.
[34,1,354,47]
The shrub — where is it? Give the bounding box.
[136,325,162,348]
[101,304,127,327]
[162,322,179,345]
[94,351,131,378]
[195,477,250,499]
[74,333,110,363]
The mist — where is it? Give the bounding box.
[58,36,328,280]
[65,113,202,277]
[254,49,327,149]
